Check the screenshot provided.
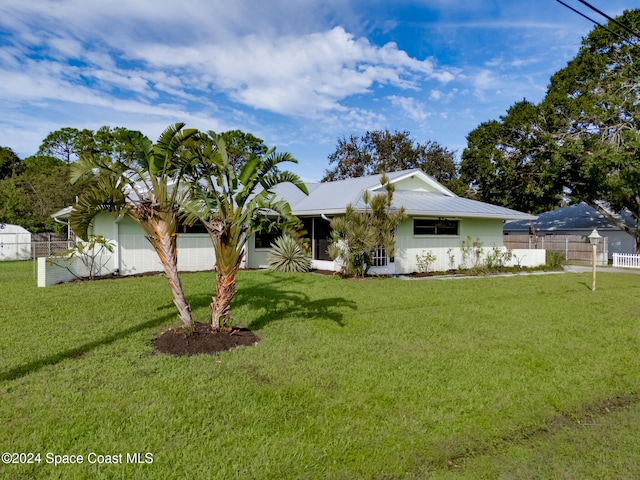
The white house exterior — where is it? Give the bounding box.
[42,169,544,286]
[247,169,542,274]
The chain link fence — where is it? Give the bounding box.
[30,233,75,258]
[0,233,74,260]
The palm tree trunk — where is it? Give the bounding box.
[210,265,239,332]
[153,232,194,331]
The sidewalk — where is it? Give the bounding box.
[563,265,640,275]
[396,265,640,281]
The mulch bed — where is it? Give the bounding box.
[152,322,260,356]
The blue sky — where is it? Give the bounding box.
[0,0,634,182]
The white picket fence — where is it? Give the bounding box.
[612,253,640,269]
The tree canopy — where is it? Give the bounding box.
[0,152,80,232]
[0,126,146,232]
[322,130,463,194]
[542,8,640,240]
[217,130,268,168]
[460,100,564,214]
[460,8,640,249]
[0,147,21,179]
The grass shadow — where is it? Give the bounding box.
[0,312,175,382]
[231,273,357,330]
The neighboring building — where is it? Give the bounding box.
[0,223,31,261]
[504,202,637,258]
[43,169,543,285]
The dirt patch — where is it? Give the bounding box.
[402,271,438,278]
[152,322,260,356]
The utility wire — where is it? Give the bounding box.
[555,0,605,29]
[576,0,640,40]
[554,0,640,49]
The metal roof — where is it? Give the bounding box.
[54,168,536,223]
[378,191,535,220]
[276,168,535,221]
[0,223,31,234]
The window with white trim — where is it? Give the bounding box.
[371,246,388,267]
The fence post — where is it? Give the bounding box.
[565,237,569,260]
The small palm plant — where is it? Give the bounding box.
[329,174,406,277]
[267,234,311,273]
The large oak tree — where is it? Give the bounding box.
[460,100,564,214]
[322,130,463,194]
[542,8,640,250]
[461,9,640,249]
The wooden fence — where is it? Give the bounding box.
[503,235,608,266]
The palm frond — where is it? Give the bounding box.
[70,175,128,239]
[260,170,308,194]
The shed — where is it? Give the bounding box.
[0,223,32,260]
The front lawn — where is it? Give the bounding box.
[1,261,639,478]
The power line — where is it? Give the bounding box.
[554,0,607,29]
[554,0,640,49]
[576,0,640,40]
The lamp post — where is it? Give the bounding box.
[587,228,602,291]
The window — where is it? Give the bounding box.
[414,219,459,236]
[371,246,388,267]
[254,229,282,249]
[178,220,207,234]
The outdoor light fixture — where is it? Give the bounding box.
[587,228,602,291]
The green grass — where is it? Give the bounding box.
[1,261,640,479]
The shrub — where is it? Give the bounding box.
[267,234,311,273]
[48,234,115,280]
[460,236,484,269]
[416,251,437,273]
[328,174,406,278]
[546,250,567,269]
[484,246,514,270]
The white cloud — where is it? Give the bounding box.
[124,26,456,116]
[0,0,457,120]
[388,96,430,122]
[1,0,628,179]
